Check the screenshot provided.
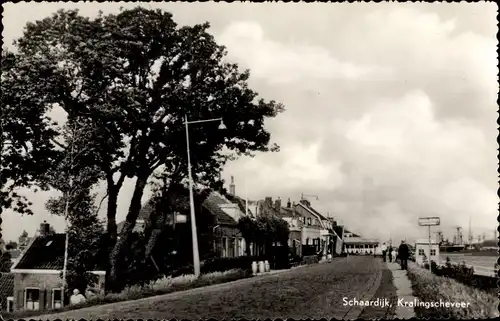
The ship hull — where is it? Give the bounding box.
[439,245,465,252]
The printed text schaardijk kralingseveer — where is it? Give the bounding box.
[343,297,472,309]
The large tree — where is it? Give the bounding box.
[1,7,284,290]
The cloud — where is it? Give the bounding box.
[218,21,391,84]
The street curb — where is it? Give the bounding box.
[343,258,383,320]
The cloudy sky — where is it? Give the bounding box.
[2,2,498,244]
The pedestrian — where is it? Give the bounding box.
[381,242,387,262]
[398,240,409,270]
[392,249,397,262]
[70,288,86,305]
[388,246,393,262]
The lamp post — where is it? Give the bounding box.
[184,115,226,277]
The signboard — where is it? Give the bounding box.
[176,214,188,223]
[418,217,440,226]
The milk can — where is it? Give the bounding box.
[251,261,258,274]
[264,260,270,272]
[258,261,265,273]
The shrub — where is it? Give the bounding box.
[171,256,270,276]
[301,255,319,265]
[407,264,499,319]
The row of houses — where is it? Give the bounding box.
[1,176,380,314]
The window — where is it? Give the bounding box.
[7,297,13,313]
[430,249,436,256]
[418,249,425,256]
[25,288,40,311]
[303,217,306,224]
[222,237,228,258]
[52,288,62,309]
[307,218,312,226]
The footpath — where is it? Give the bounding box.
[387,261,416,319]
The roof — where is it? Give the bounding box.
[280,207,296,217]
[203,193,238,226]
[343,228,361,237]
[14,233,106,271]
[296,202,328,221]
[15,233,66,269]
[0,273,14,300]
[344,237,380,245]
[225,194,254,217]
[415,239,439,244]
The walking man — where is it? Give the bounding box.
[388,246,393,263]
[398,240,409,270]
[381,242,387,262]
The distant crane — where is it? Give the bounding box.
[455,226,464,245]
[435,231,444,244]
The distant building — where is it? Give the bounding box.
[414,239,440,265]
[343,229,380,255]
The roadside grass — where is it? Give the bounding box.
[4,269,251,320]
[407,264,499,319]
[8,256,376,320]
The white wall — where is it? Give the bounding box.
[415,242,440,265]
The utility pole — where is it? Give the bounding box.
[62,121,77,301]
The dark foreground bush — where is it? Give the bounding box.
[407,264,498,319]
[429,259,495,292]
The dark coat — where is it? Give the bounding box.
[398,243,409,259]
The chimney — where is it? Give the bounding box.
[275,197,281,210]
[265,196,272,207]
[39,221,50,237]
[229,176,236,196]
[287,198,291,208]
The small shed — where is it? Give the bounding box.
[414,239,440,266]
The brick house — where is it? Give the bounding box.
[10,222,106,313]
[278,199,303,257]
[201,191,248,258]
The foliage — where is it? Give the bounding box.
[46,185,106,296]
[3,7,284,290]
[1,250,12,272]
[237,215,290,257]
[407,264,499,319]
[429,259,495,292]
[5,241,18,250]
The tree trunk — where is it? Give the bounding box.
[108,175,148,292]
[106,189,119,244]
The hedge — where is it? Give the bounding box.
[426,259,496,293]
[407,264,499,319]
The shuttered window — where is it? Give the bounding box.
[52,289,62,309]
[7,297,13,312]
[25,288,40,311]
